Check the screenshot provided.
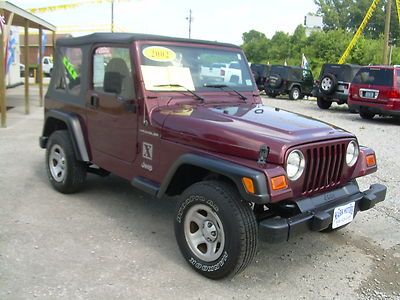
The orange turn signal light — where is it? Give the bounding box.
[366,154,376,167]
[242,177,255,194]
[271,175,288,191]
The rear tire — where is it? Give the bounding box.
[317,97,332,109]
[46,130,87,193]
[360,110,375,120]
[174,181,258,279]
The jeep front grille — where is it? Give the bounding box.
[302,142,346,195]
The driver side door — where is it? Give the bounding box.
[86,46,138,172]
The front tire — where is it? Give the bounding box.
[46,130,87,193]
[174,181,257,279]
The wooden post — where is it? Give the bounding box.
[24,20,29,114]
[0,10,6,128]
[38,26,43,106]
[383,0,392,65]
[52,30,55,60]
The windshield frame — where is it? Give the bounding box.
[136,40,256,93]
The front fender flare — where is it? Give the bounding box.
[158,153,270,204]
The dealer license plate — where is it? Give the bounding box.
[365,91,375,98]
[332,202,355,229]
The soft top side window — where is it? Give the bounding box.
[92,47,135,99]
[56,47,83,96]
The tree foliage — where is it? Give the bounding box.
[314,0,399,43]
[241,27,399,77]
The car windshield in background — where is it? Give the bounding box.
[353,68,394,87]
[139,45,254,92]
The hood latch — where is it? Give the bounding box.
[257,144,269,165]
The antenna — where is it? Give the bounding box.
[186,9,193,38]
[111,0,114,32]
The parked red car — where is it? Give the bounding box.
[348,66,400,119]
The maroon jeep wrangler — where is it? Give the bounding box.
[40,33,386,279]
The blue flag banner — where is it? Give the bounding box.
[38,32,47,64]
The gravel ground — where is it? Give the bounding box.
[0,89,399,299]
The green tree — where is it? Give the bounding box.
[315,0,400,43]
[241,30,270,63]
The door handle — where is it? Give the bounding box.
[90,95,99,108]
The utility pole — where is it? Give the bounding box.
[111,0,114,32]
[186,9,192,38]
[382,0,392,65]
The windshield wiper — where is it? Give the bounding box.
[154,84,205,102]
[203,83,247,102]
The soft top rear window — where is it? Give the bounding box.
[321,65,359,82]
[270,66,288,78]
[250,64,270,77]
[353,68,393,87]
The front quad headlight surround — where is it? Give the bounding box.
[286,150,305,181]
[346,140,359,167]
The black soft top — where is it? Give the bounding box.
[56,32,241,49]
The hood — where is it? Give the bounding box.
[152,103,354,164]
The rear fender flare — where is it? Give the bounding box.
[40,109,89,162]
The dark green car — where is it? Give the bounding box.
[264,65,314,100]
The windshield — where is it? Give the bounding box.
[139,44,255,92]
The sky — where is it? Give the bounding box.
[10,0,318,45]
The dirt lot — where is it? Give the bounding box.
[0,90,399,299]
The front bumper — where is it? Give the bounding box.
[259,182,386,243]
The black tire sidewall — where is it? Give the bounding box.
[360,109,375,119]
[174,182,248,279]
[46,130,86,193]
[317,97,332,109]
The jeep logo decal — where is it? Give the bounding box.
[142,142,153,160]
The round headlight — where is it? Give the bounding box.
[346,140,359,167]
[286,150,305,181]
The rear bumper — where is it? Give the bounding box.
[259,182,386,243]
[265,87,286,95]
[316,90,348,102]
[348,103,400,117]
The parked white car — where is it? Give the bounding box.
[200,63,228,82]
[221,61,242,84]
[42,56,53,76]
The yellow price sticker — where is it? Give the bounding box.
[143,46,176,62]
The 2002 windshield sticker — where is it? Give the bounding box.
[63,57,78,80]
[142,46,176,62]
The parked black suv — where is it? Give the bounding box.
[250,63,270,91]
[264,65,314,100]
[315,63,361,109]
